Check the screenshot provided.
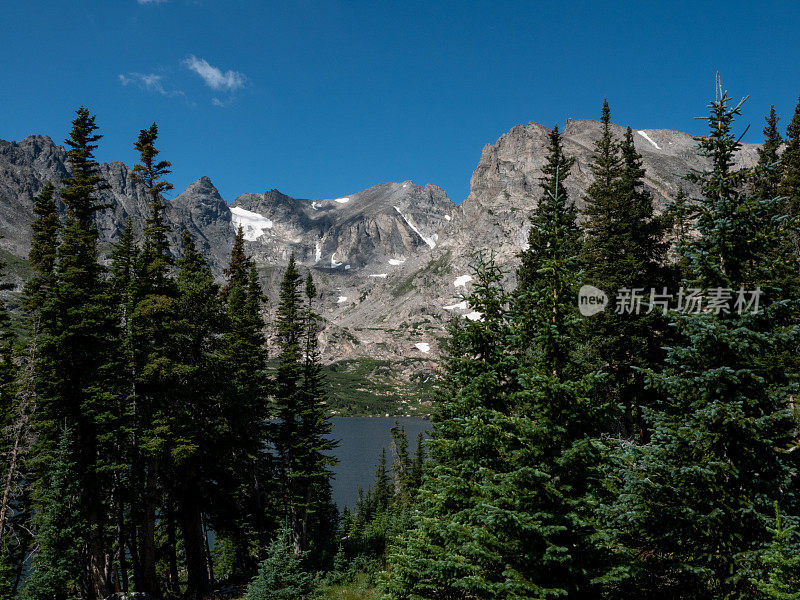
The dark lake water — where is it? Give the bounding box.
[327,417,431,510]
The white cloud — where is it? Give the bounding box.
[183,55,246,91]
[118,72,185,99]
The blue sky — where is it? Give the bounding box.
[2,1,799,204]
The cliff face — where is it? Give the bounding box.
[0,120,760,367]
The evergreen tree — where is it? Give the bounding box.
[517,124,578,318]
[602,78,800,600]
[216,225,274,582]
[517,124,579,375]
[107,220,138,595]
[779,96,800,258]
[755,106,784,202]
[30,107,120,598]
[750,505,800,600]
[274,260,336,556]
[174,231,225,599]
[21,425,85,600]
[0,237,20,599]
[581,99,623,280]
[127,123,181,597]
[383,254,535,599]
[23,181,59,315]
[131,122,174,290]
[372,448,391,512]
[664,185,694,281]
[580,106,671,439]
[244,526,315,600]
[410,432,425,492]
[511,131,608,596]
[389,421,411,504]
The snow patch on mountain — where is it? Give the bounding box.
[393,206,437,248]
[443,300,468,310]
[337,296,348,303]
[637,130,661,150]
[415,342,430,353]
[370,273,388,278]
[229,206,273,241]
[331,252,343,268]
[388,258,405,265]
[335,197,350,204]
[454,275,472,287]
[466,311,483,321]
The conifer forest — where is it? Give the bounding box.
[3,5,800,597]
[1,78,799,599]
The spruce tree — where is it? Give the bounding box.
[244,526,315,600]
[602,78,800,600]
[383,254,533,599]
[21,425,85,600]
[29,107,119,598]
[755,106,784,202]
[128,123,181,597]
[511,130,608,596]
[389,421,411,504]
[174,230,225,599]
[580,106,671,439]
[107,220,138,595]
[750,506,800,600]
[217,225,273,582]
[518,124,577,317]
[274,258,336,555]
[779,96,800,258]
[581,99,623,280]
[0,238,20,600]
[23,181,59,315]
[373,448,391,512]
[131,122,174,289]
[517,124,579,373]
[664,185,694,281]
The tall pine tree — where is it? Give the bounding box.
[273,256,336,556]
[28,107,120,598]
[601,78,800,600]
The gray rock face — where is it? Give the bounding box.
[0,120,761,371]
[329,119,760,365]
[231,181,453,270]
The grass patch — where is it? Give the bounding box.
[314,572,380,600]
[321,357,434,416]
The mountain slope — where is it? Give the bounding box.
[0,120,760,373]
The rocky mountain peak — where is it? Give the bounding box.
[178,176,224,203]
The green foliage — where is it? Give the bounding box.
[215,225,275,582]
[274,255,337,557]
[779,95,800,258]
[599,77,800,600]
[21,425,85,600]
[579,103,672,439]
[244,527,315,600]
[755,106,784,201]
[322,358,432,416]
[750,505,800,600]
[314,569,381,600]
[383,255,535,600]
[343,426,424,562]
[23,181,59,314]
